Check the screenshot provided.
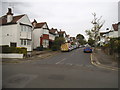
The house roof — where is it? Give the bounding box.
[112,24,118,31]
[0,14,25,25]
[32,21,49,29]
[49,28,58,35]
[35,22,46,28]
[58,31,66,34]
[66,35,70,37]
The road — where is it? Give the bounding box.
[2,48,118,88]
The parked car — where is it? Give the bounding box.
[83,47,92,53]
[61,43,71,52]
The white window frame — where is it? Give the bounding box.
[21,39,31,46]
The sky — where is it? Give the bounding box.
[1,0,119,39]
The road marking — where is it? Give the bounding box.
[90,54,119,71]
[56,58,66,64]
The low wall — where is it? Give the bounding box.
[0,53,24,59]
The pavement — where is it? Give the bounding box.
[91,48,119,71]
[2,50,60,64]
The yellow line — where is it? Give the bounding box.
[90,54,118,71]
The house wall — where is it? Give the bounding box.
[0,24,18,46]
[17,14,32,26]
[17,15,33,51]
[33,24,49,49]
[42,24,49,34]
[33,28,43,49]
[0,53,24,58]
[0,15,33,52]
[109,31,118,38]
[49,33,55,41]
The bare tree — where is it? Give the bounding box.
[86,13,105,47]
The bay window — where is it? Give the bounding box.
[21,39,31,46]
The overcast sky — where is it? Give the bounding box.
[1,0,119,39]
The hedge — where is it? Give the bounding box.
[1,45,27,55]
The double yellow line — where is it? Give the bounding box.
[90,54,119,71]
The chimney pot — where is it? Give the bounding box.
[6,8,13,23]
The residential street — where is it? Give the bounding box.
[2,48,118,88]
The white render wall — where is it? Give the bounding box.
[17,15,32,26]
[33,24,49,49]
[49,34,55,41]
[42,24,49,34]
[0,24,18,46]
[0,53,24,58]
[17,15,33,51]
[0,15,33,52]
[33,28,43,49]
[109,31,118,38]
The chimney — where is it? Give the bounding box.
[32,19,37,27]
[6,8,13,23]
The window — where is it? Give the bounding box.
[43,30,49,34]
[24,40,26,45]
[27,40,31,45]
[28,27,31,32]
[21,39,31,46]
[43,39,49,48]
[21,25,23,31]
[10,42,17,47]
[21,25,31,32]
[21,39,24,45]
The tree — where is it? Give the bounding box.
[76,34,86,45]
[85,13,105,47]
[87,38,95,47]
[54,37,65,46]
[51,37,65,51]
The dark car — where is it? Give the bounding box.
[83,47,92,53]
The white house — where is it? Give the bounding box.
[108,24,118,38]
[32,19,49,49]
[58,30,69,42]
[0,8,33,52]
[49,28,59,48]
[49,28,59,41]
[99,31,109,46]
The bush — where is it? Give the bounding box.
[51,45,59,51]
[16,47,27,55]
[1,46,27,55]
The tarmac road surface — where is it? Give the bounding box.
[2,48,118,88]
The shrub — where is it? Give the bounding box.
[1,46,27,55]
[51,45,59,51]
[16,47,27,55]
